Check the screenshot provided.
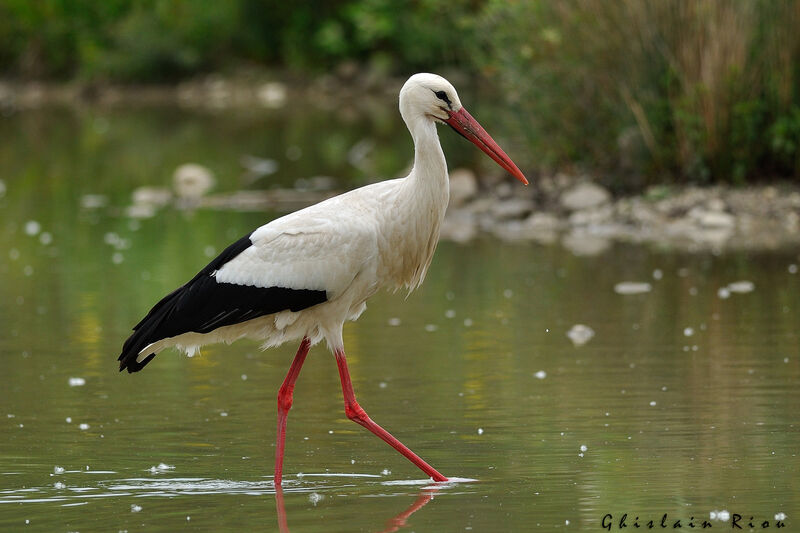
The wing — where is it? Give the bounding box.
[118,203,379,373]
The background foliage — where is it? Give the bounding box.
[1,0,798,186]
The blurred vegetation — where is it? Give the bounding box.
[1,0,799,185]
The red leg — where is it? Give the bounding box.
[334,349,447,482]
[274,336,311,486]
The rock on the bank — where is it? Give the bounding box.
[560,182,612,212]
[448,168,478,207]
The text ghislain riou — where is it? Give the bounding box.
[601,513,786,530]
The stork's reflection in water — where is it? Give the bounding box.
[274,484,438,533]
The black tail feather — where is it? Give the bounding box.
[118,288,183,373]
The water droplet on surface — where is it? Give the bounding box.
[24,221,41,236]
[567,324,595,346]
[727,280,754,293]
[614,282,652,295]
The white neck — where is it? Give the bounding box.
[378,113,449,290]
[406,115,448,185]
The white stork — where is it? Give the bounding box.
[119,73,528,485]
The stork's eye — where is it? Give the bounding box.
[433,90,453,109]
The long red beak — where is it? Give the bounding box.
[445,107,528,185]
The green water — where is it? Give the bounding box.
[1,106,799,532]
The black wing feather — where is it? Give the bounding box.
[118,232,327,373]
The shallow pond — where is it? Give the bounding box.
[1,105,799,531]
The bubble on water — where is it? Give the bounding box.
[381,469,391,475]
[23,265,33,276]
[444,309,456,318]
[565,520,570,525]
[378,381,388,389]
[709,510,730,521]
[424,324,438,332]
[39,232,53,245]
[649,401,657,406]
[204,246,216,257]
[580,444,588,452]
[9,248,20,261]
[387,318,401,326]
[131,504,142,513]
[79,423,90,430]
[241,374,247,381]
[308,492,323,505]
[614,282,652,295]
[80,194,108,209]
[149,463,174,473]
[534,370,547,379]
[727,280,755,293]
[68,377,86,387]
[503,289,513,298]
[578,452,584,458]
[220,412,228,417]
[688,287,698,296]
[789,264,798,274]
[24,221,41,236]
[477,428,484,435]
[652,269,663,280]
[567,324,595,346]
[54,466,65,474]
[775,512,787,521]
[463,318,473,327]
[683,327,694,337]
[65,417,72,423]
[717,287,731,299]
[112,252,124,264]
[54,481,65,489]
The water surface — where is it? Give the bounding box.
[1,105,799,531]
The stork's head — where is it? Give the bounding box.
[399,73,528,185]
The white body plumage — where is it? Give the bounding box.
[133,73,454,363]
